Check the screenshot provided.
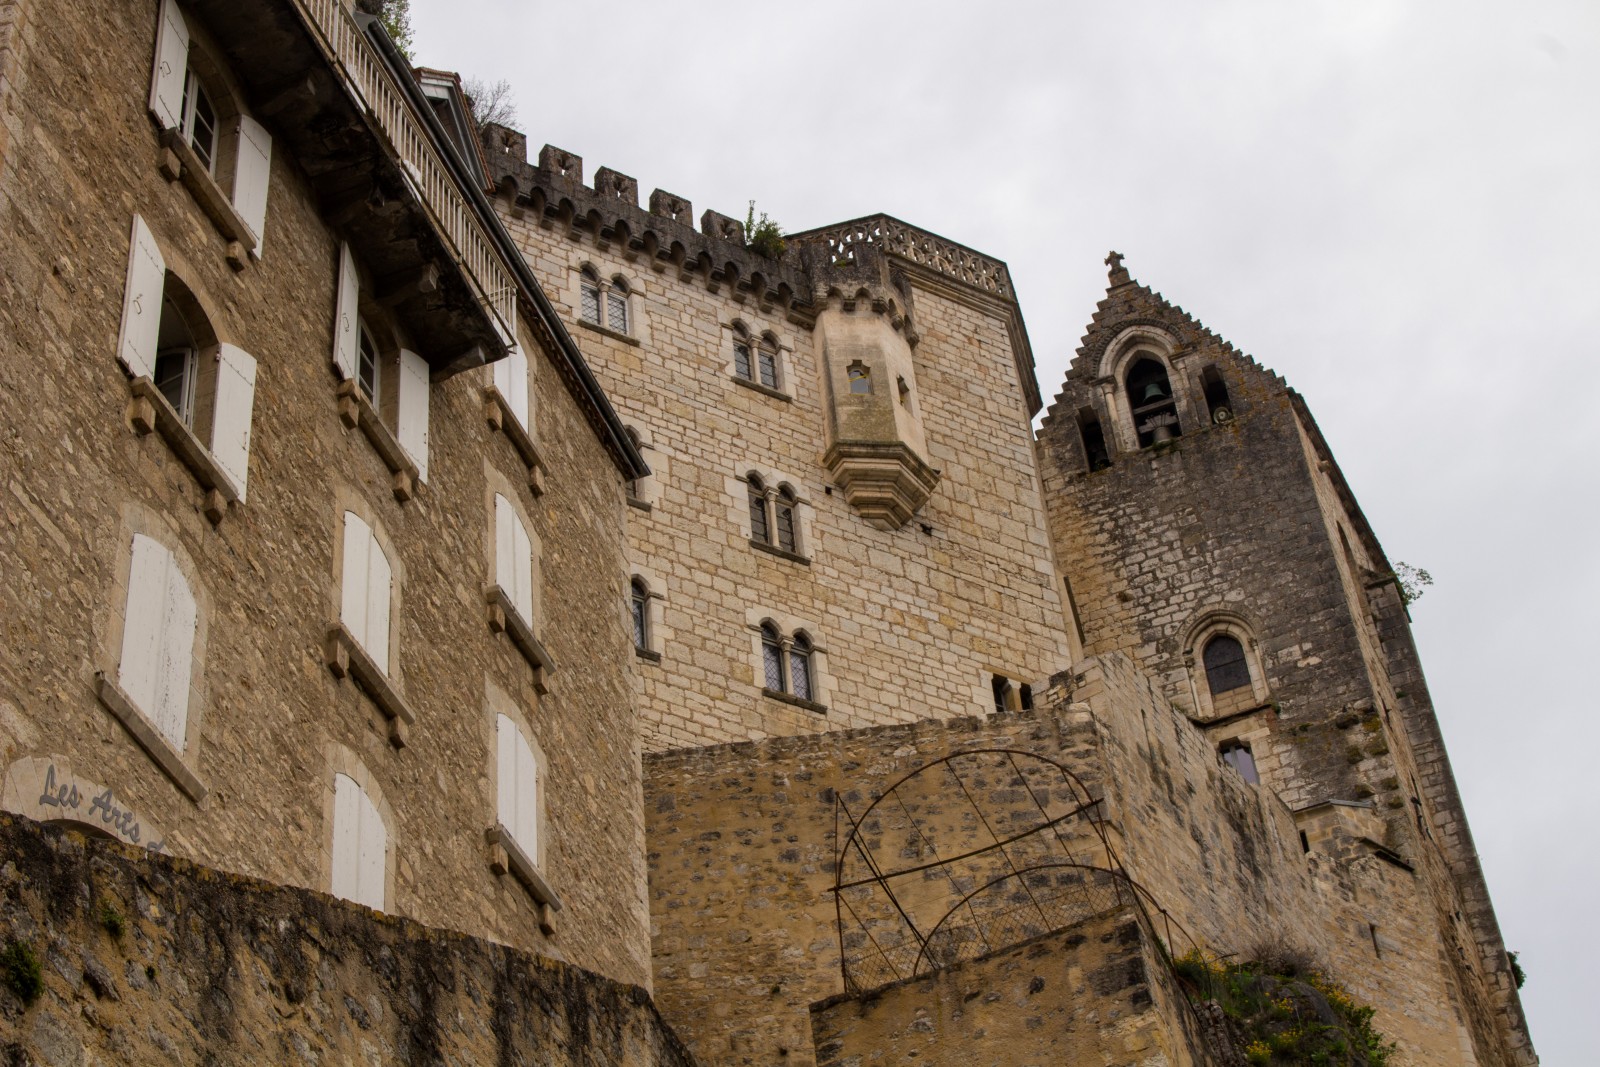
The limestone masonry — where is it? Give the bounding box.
[0,0,1534,1064]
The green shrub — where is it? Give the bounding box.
[1,939,43,1005]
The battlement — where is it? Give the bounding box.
[790,214,1016,302]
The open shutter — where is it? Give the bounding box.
[511,513,534,625]
[210,344,257,502]
[356,787,387,910]
[340,512,371,648]
[331,773,362,902]
[494,495,515,602]
[118,216,166,379]
[493,341,530,432]
[119,535,170,717]
[496,714,516,832]
[151,561,197,750]
[365,535,392,675]
[148,0,190,129]
[233,115,273,253]
[396,348,430,483]
[516,733,539,862]
[332,243,360,380]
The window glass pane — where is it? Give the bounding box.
[734,342,752,381]
[1203,635,1252,695]
[153,348,195,425]
[776,502,797,553]
[357,325,380,402]
[607,291,629,333]
[632,585,648,649]
[758,347,778,389]
[790,645,812,702]
[762,630,784,691]
[580,282,600,325]
[749,483,769,543]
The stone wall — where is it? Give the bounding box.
[490,143,1073,753]
[0,814,695,1066]
[0,0,650,987]
[810,909,1213,1067]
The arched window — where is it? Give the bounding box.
[789,632,813,702]
[757,334,780,390]
[1203,634,1251,696]
[607,276,630,334]
[631,578,649,652]
[732,324,754,382]
[1201,365,1233,424]
[331,771,387,910]
[1125,356,1180,447]
[760,622,784,691]
[579,267,601,326]
[847,360,872,394]
[747,474,770,543]
[775,486,799,554]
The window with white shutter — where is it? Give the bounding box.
[493,494,535,627]
[232,115,273,252]
[333,243,360,381]
[118,534,198,751]
[496,714,540,865]
[340,512,392,674]
[396,348,430,483]
[492,338,531,434]
[119,216,166,380]
[331,772,387,910]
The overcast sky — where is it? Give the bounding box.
[411,1,1597,1059]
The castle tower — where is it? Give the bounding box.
[1035,255,1536,1066]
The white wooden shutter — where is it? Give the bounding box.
[496,713,517,834]
[355,786,387,910]
[516,730,538,862]
[119,535,169,719]
[118,216,166,379]
[151,555,197,750]
[332,243,360,380]
[396,348,430,483]
[493,496,533,625]
[493,341,530,432]
[148,0,190,130]
[209,344,257,502]
[331,773,362,903]
[233,115,273,253]
[365,534,392,676]
[341,512,371,648]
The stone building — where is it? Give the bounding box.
[0,1,1535,1064]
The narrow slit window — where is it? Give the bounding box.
[789,633,813,702]
[631,578,649,651]
[1078,407,1110,472]
[579,269,601,326]
[748,475,770,544]
[606,280,629,334]
[775,487,798,554]
[757,338,779,389]
[1202,365,1233,424]
[733,329,753,381]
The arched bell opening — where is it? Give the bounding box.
[1125,356,1181,447]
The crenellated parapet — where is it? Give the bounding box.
[480,124,815,324]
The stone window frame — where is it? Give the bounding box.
[745,608,831,713]
[985,670,1036,715]
[723,319,793,401]
[731,464,814,565]
[117,216,259,525]
[325,486,416,746]
[482,682,561,931]
[622,422,665,511]
[1094,326,1200,456]
[94,503,212,803]
[319,743,397,912]
[628,565,666,662]
[1182,610,1271,721]
[569,261,645,347]
[146,0,272,263]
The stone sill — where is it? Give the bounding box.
[635,647,662,664]
[483,386,546,496]
[485,824,561,932]
[750,539,810,566]
[158,127,255,269]
[626,496,652,512]
[337,379,420,502]
[485,585,554,693]
[761,688,827,715]
[95,672,208,803]
[324,624,415,748]
[128,376,239,525]
[1188,701,1275,731]
[731,375,791,403]
[576,319,640,347]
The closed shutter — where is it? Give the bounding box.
[340,512,371,649]
[494,496,533,625]
[496,713,517,836]
[152,555,197,749]
[209,344,257,502]
[516,729,539,862]
[118,216,166,379]
[232,115,273,252]
[365,534,392,676]
[356,785,387,910]
[396,348,430,483]
[148,0,190,129]
[332,243,360,380]
[118,535,169,720]
[493,340,530,432]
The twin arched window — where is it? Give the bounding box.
[579,267,631,334]
[761,623,814,703]
[732,324,780,390]
[747,475,800,555]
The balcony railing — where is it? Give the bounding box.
[291,0,516,342]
